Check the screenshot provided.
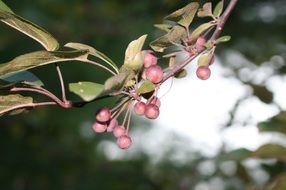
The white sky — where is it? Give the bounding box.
[93,51,286,162]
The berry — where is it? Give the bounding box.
[143,50,157,68]
[117,135,132,149]
[92,122,107,133]
[145,104,160,119]
[134,101,146,116]
[196,66,211,80]
[107,118,118,132]
[146,65,163,84]
[150,97,161,108]
[113,126,126,138]
[195,36,206,51]
[96,108,111,123]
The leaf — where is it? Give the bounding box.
[123,35,147,71]
[251,84,273,104]
[103,71,132,94]
[216,35,231,43]
[0,94,33,116]
[64,42,118,71]
[265,173,286,190]
[69,82,104,102]
[138,80,155,95]
[213,0,224,17]
[0,71,43,86]
[175,69,187,79]
[197,2,213,18]
[154,23,173,32]
[219,148,252,161]
[165,2,199,27]
[0,11,59,51]
[252,144,286,161]
[257,112,286,135]
[150,25,186,52]
[0,0,14,13]
[198,52,213,66]
[189,22,215,42]
[0,50,88,76]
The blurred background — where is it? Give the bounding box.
[1,0,286,189]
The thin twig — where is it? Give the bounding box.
[0,101,57,116]
[78,59,117,76]
[55,64,68,102]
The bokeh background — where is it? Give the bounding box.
[1,0,286,190]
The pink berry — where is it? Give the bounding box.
[196,66,211,80]
[92,122,107,133]
[107,118,118,132]
[143,50,157,68]
[145,104,160,119]
[150,97,161,108]
[117,135,132,149]
[195,36,206,51]
[146,65,163,84]
[96,108,111,123]
[113,126,126,138]
[134,101,146,116]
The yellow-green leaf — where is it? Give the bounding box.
[189,22,215,42]
[0,0,13,13]
[138,80,156,95]
[213,0,224,17]
[197,2,213,18]
[0,50,88,76]
[0,94,33,116]
[0,11,59,51]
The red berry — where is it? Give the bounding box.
[146,65,163,84]
[92,122,107,133]
[96,108,111,123]
[196,66,211,80]
[117,135,132,149]
[145,104,160,119]
[134,101,146,116]
[150,97,161,108]
[195,37,206,51]
[107,118,118,132]
[143,50,157,68]
[113,126,126,138]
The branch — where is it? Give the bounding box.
[162,0,239,82]
[0,101,57,116]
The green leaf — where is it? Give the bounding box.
[189,22,215,42]
[103,71,133,94]
[216,35,231,43]
[64,42,118,71]
[138,80,155,95]
[123,35,147,71]
[252,84,273,104]
[150,25,186,52]
[0,50,88,76]
[175,69,187,79]
[165,2,199,27]
[0,94,33,116]
[0,71,43,86]
[0,11,59,51]
[197,2,213,18]
[219,148,252,161]
[257,112,286,135]
[69,82,104,102]
[154,23,173,32]
[213,0,224,17]
[0,0,14,13]
[252,144,286,161]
